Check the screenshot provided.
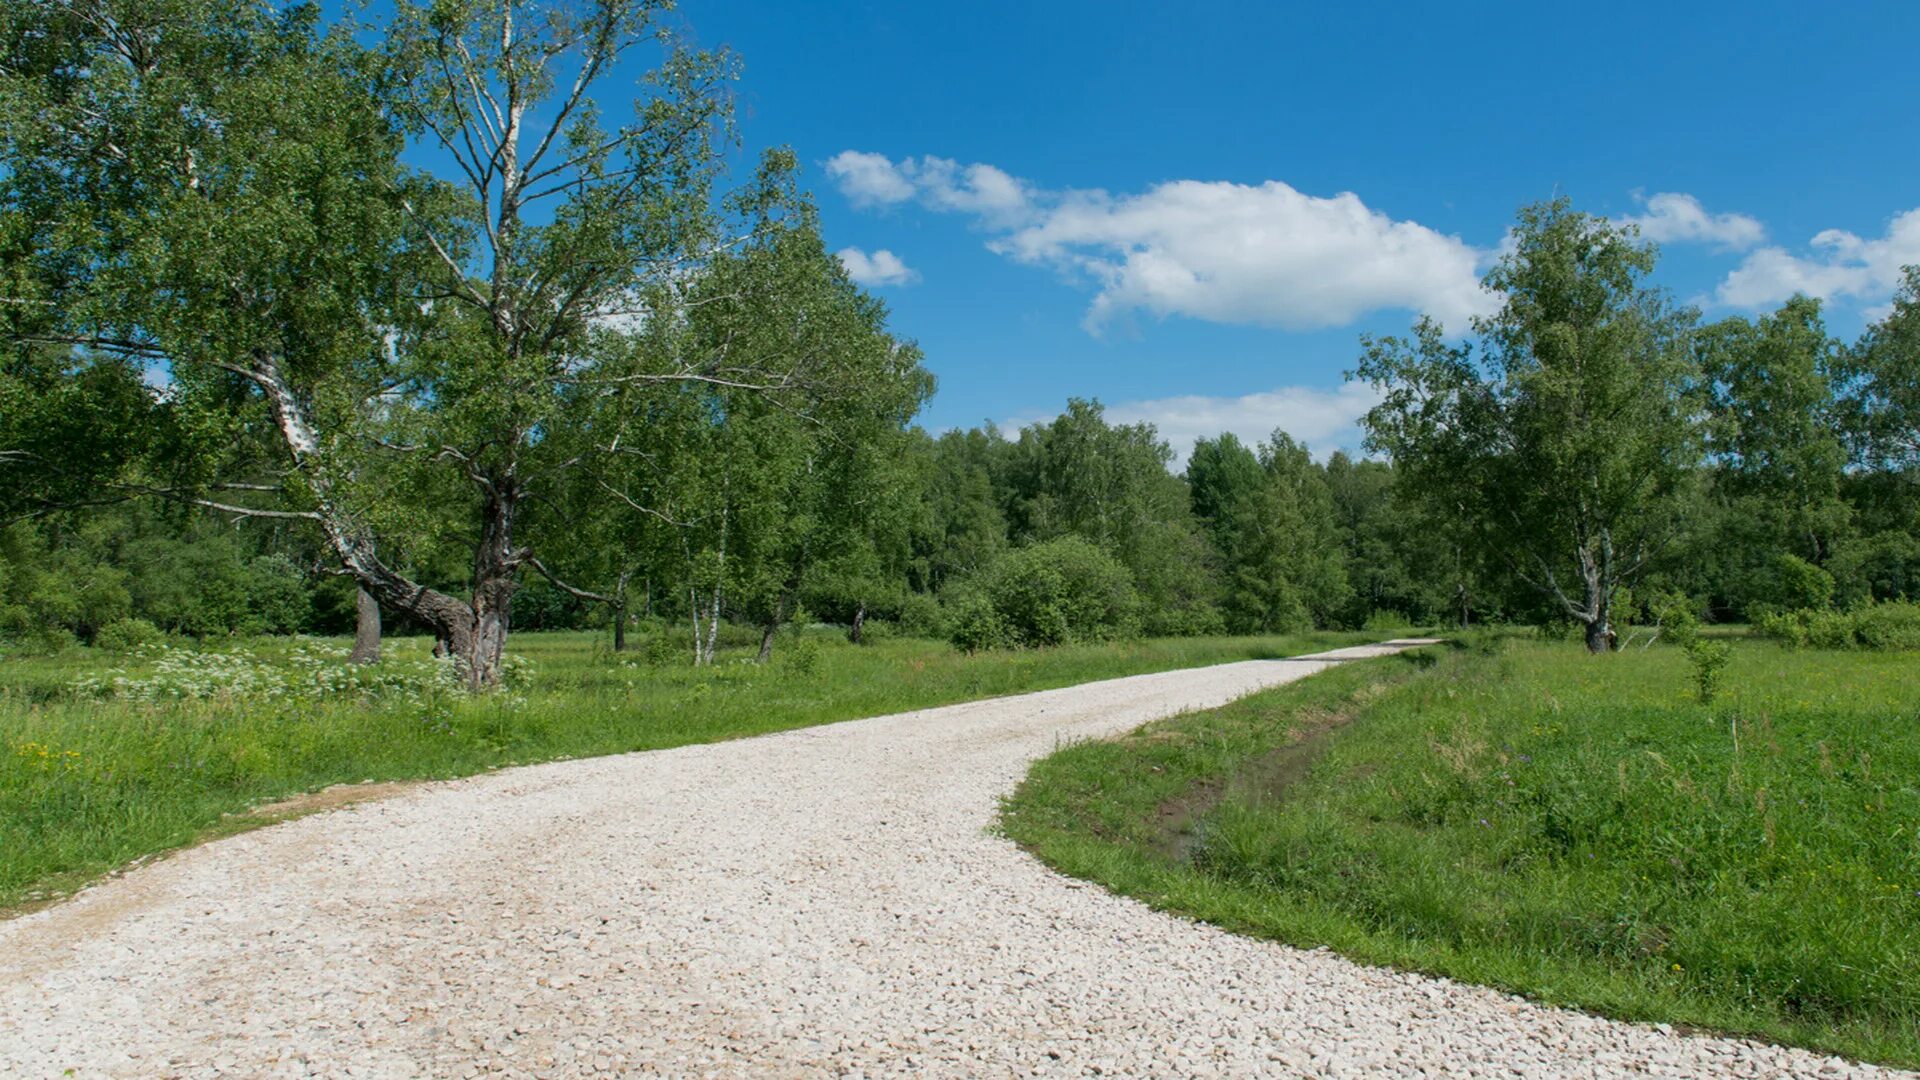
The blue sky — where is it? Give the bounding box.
[689,2,1919,458]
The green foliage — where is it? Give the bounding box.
[780,635,822,677]
[1356,200,1703,647]
[945,593,1006,653]
[1755,600,1920,651]
[1766,553,1836,612]
[961,536,1140,648]
[1843,266,1920,470]
[1684,638,1733,704]
[93,618,162,654]
[1005,641,1920,1068]
[1000,401,1223,635]
[1189,432,1351,633]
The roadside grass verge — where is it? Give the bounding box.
[0,627,1368,912]
[1001,637,1920,1069]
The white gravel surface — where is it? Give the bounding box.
[1,639,1905,1079]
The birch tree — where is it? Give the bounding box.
[1355,199,1702,653]
[2,0,810,686]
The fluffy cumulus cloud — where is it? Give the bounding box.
[826,151,1495,333]
[821,151,917,207]
[996,181,1495,332]
[823,152,1031,225]
[1717,208,1920,309]
[1107,382,1382,465]
[835,246,918,287]
[1621,192,1765,251]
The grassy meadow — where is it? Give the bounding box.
[1002,635,1920,1068]
[0,625,1371,912]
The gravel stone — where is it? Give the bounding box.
[0,640,1906,1078]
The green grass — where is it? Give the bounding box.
[1002,636,1920,1069]
[0,626,1369,911]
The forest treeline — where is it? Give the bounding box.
[2,0,1916,678]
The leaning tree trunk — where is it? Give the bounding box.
[248,348,495,688]
[849,603,867,645]
[348,586,381,665]
[756,622,777,663]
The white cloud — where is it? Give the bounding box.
[995,180,1495,332]
[1621,192,1765,251]
[827,151,1496,333]
[1107,382,1382,466]
[823,151,917,207]
[826,151,1033,226]
[1001,383,1380,469]
[835,246,918,287]
[1716,208,1920,308]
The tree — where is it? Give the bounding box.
[1356,199,1702,652]
[2,0,811,686]
[1187,432,1346,633]
[1004,400,1221,634]
[1844,265,1920,469]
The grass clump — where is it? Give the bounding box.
[1003,637,1920,1068]
[0,627,1367,911]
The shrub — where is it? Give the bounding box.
[780,635,822,677]
[1853,601,1920,650]
[1765,553,1835,612]
[1685,638,1732,704]
[945,593,1005,653]
[640,632,681,667]
[93,617,162,653]
[895,591,945,639]
[1362,609,1415,633]
[8,626,78,657]
[962,537,1140,649]
[1646,591,1701,647]
[1754,600,1920,651]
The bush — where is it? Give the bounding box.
[6,626,78,657]
[1362,609,1416,633]
[93,617,162,653]
[1854,602,1920,650]
[1755,600,1920,651]
[780,635,822,677]
[954,537,1140,650]
[1685,638,1732,704]
[895,591,945,639]
[945,593,1005,653]
[1765,554,1835,613]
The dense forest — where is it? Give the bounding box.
[1,0,1916,681]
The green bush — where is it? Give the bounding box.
[93,617,163,653]
[895,591,945,638]
[945,593,1005,653]
[1755,600,1920,650]
[1854,602,1920,650]
[1684,638,1732,704]
[1361,609,1415,633]
[780,634,823,677]
[1766,553,1835,612]
[959,537,1140,649]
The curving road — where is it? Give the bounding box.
[0,640,1901,1078]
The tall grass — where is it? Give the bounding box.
[0,626,1368,911]
[1003,637,1920,1068]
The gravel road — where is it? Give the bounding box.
[1,640,1903,1078]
